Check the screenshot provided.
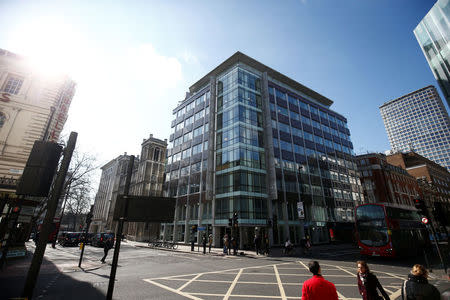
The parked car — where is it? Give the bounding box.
[79,233,95,245]
[91,233,115,247]
[59,232,81,247]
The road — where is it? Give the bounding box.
[0,241,444,299]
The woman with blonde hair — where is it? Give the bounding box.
[401,264,439,299]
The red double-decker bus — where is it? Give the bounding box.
[355,203,430,257]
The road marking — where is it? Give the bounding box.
[336,290,348,300]
[178,273,202,291]
[143,279,202,300]
[223,268,243,300]
[297,261,309,271]
[374,271,404,280]
[190,292,284,298]
[335,266,356,277]
[274,265,287,300]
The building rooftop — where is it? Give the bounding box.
[379,85,436,109]
[189,51,334,107]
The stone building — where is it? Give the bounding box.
[91,135,167,241]
[0,48,76,195]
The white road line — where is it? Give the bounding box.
[274,265,287,300]
[374,271,405,280]
[337,290,348,300]
[190,292,284,298]
[143,279,202,300]
[144,262,291,281]
[177,273,202,291]
[223,268,243,300]
[335,266,356,277]
[297,261,309,270]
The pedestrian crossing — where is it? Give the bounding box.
[143,261,404,300]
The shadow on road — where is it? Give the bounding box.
[0,250,107,300]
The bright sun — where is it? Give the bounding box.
[7,17,87,79]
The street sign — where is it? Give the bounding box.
[113,196,176,222]
[197,227,206,231]
[421,217,428,224]
[297,202,305,219]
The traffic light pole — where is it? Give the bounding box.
[106,155,134,300]
[78,205,94,268]
[22,132,77,300]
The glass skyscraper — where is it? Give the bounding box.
[380,85,450,171]
[163,52,364,247]
[414,0,450,108]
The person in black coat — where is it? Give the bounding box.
[401,264,439,300]
[100,236,114,263]
[357,261,390,300]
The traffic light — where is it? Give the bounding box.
[228,218,232,227]
[233,212,238,227]
[414,198,428,217]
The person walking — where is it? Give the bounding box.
[208,234,213,253]
[100,236,114,263]
[301,260,338,300]
[223,234,228,255]
[401,264,439,300]
[357,260,390,300]
[202,233,207,254]
[263,234,270,256]
[254,234,261,255]
[231,237,238,255]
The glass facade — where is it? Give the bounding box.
[380,86,450,171]
[414,0,450,107]
[165,53,364,246]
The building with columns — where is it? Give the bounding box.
[164,52,364,247]
[0,48,76,195]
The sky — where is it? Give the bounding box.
[0,0,444,186]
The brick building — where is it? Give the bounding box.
[386,151,450,230]
[356,153,420,206]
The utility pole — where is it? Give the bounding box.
[22,132,77,300]
[106,155,134,300]
[78,205,94,268]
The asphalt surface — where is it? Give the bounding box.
[0,241,448,300]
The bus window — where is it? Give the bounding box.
[356,205,389,247]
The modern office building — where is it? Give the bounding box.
[380,86,450,171]
[0,48,76,195]
[414,0,450,107]
[163,52,364,247]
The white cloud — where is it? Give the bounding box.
[181,50,199,65]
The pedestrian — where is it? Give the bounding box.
[208,234,213,253]
[254,234,261,255]
[202,233,207,254]
[100,236,114,263]
[223,234,228,254]
[401,264,439,300]
[264,234,270,256]
[284,239,294,255]
[302,260,338,300]
[357,260,390,300]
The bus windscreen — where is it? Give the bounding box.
[356,205,389,247]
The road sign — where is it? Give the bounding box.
[421,217,428,224]
[197,227,206,231]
